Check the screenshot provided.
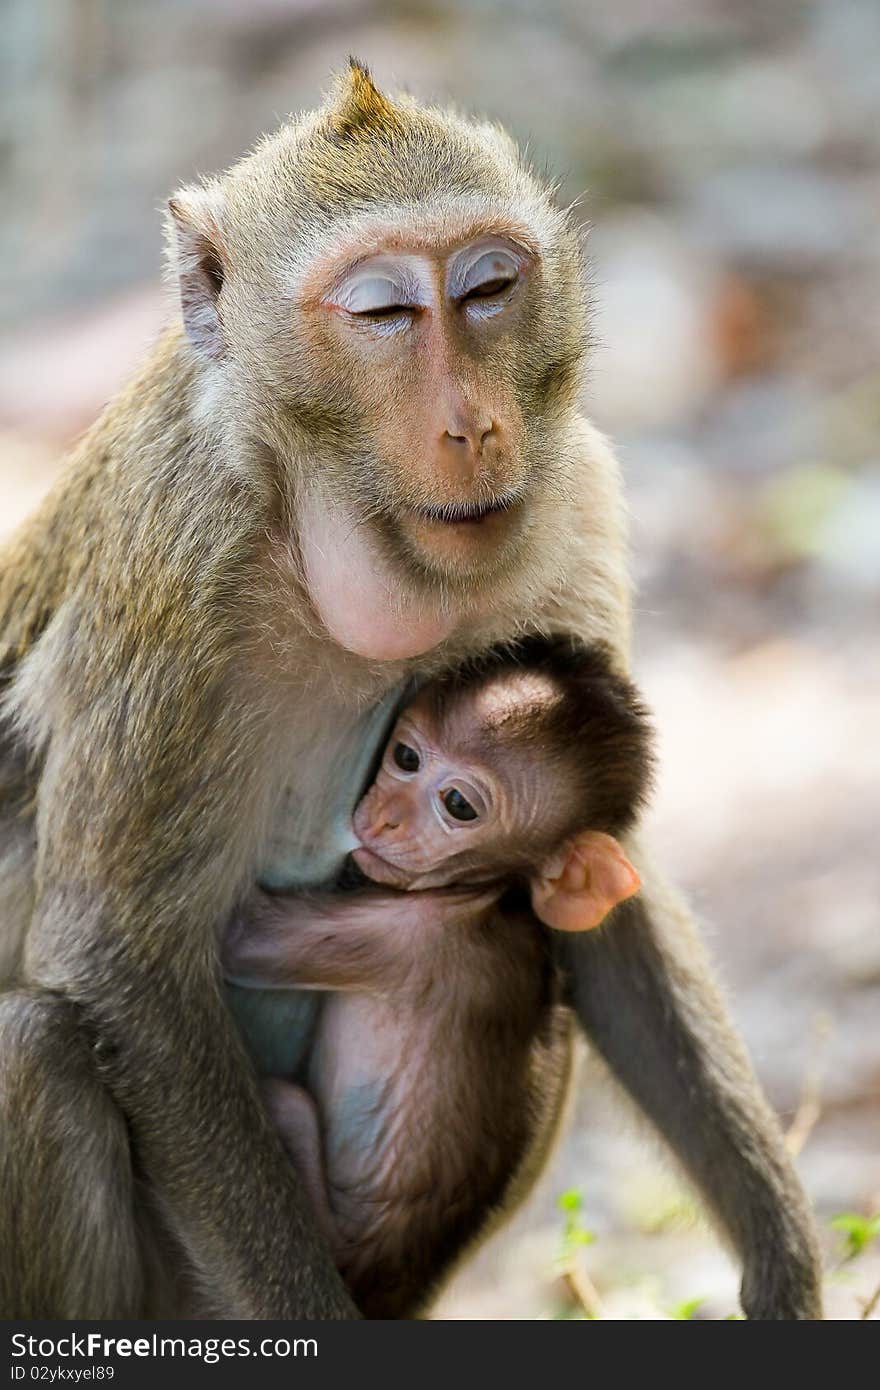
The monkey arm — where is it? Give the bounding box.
[25,728,355,1312]
[559,843,822,1318]
[20,648,358,1320]
[225,888,418,992]
[537,417,821,1318]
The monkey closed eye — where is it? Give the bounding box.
[328,256,424,323]
[458,258,517,302]
[447,239,525,316]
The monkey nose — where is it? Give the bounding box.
[441,420,496,461]
[366,797,405,837]
[444,417,494,450]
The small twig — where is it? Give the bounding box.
[785,1012,832,1157]
[562,1259,605,1319]
[860,1279,880,1321]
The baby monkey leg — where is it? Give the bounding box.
[261,1079,337,1246]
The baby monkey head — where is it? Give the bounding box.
[352,637,654,931]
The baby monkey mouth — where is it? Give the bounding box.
[351,845,486,897]
[351,844,416,888]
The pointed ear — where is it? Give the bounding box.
[166,185,227,361]
[530,830,641,933]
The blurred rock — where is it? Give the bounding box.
[0,286,165,444]
[697,377,825,479]
[817,468,880,594]
[687,164,870,272]
[587,211,721,430]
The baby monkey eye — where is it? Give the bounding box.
[443,788,478,822]
[393,742,420,773]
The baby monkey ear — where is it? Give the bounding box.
[530,830,641,933]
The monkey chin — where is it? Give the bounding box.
[351,845,482,895]
[403,501,524,578]
[299,489,521,661]
[299,490,459,660]
[351,845,418,888]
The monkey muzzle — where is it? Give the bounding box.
[414,493,520,527]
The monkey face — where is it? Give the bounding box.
[351,703,503,890]
[298,209,588,583]
[283,225,550,656]
[308,234,533,574]
[285,211,586,658]
[351,690,554,890]
[168,66,588,658]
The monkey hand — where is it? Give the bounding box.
[530,830,641,933]
[740,1232,824,1319]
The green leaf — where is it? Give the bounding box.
[670,1296,705,1320]
[569,1227,596,1248]
[829,1211,880,1261]
[557,1188,583,1213]
[555,1187,597,1265]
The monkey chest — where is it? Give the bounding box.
[227,685,406,1077]
[257,684,405,890]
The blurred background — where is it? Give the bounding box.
[1,0,878,1320]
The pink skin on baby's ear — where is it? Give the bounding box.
[530,830,641,933]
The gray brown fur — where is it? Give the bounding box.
[424,633,655,852]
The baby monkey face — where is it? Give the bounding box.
[351,690,535,890]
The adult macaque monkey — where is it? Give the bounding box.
[0,62,820,1318]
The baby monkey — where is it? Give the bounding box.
[224,637,653,1317]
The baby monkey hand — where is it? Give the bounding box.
[530,830,640,934]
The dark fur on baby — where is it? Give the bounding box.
[423,635,655,855]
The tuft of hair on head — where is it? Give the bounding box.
[324,57,405,140]
[427,634,655,851]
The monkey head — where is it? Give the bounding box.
[352,679,641,932]
[165,61,589,660]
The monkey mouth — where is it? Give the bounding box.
[352,845,471,895]
[394,491,526,581]
[351,844,414,888]
[414,495,520,527]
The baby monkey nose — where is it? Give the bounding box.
[366,792,406,837]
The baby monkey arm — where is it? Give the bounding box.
[223,889,417,991]
[531,830,642,933]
